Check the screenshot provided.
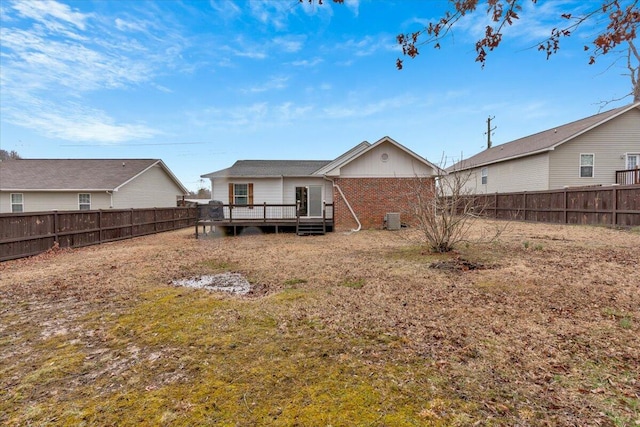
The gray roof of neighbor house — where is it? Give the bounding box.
[201,160,332,178]
[0,159,189,193]
[447,102,640,172]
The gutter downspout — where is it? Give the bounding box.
[106,191,113,208]
[324,177,361,232]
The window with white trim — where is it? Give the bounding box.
[233,184,248,205]
[580,154,594,178]
[78,193,91,210]
[481,167,488,185]
[11,193,23,213]
[627,153,639,170]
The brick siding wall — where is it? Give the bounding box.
[333,177,435,231]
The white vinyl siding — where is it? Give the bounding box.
[549,108,640,189]
[335,141,436,178]
[78,193,91,210]
[0,191,112,213]
[210,177,333,206]
[111,164,185,208]
[453,152,550,194]
[211,178,282,205]
[11,193,23,212]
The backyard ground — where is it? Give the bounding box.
[0,220,639,426]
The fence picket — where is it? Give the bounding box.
[0,207,196,261]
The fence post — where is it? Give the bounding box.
[98,210,103,243]
[494,193,498,219]
[263,202,267,222]
[612,186,618,227]
[563,188,568,224]
[523,191,527,221]
[53,210,59,246]
[130,208,134,237]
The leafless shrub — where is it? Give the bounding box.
[409,165,504,252]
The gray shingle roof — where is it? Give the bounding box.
[447,102,640,172]
[201,160,332,178]
[0,159,165,190]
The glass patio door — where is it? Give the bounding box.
[308,185,322,217]
[295,186,323,217]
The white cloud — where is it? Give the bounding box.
[0,0,196,142]
[114,17,149,33]
[189,101,315,131]
[344,0,360,17]
[248,0,292,30]
[209,0,242,20]
[450,0,591,47]
[272,35,306,53]
[335,35,398,57]
[323,95,413,119]
[243,76,289,93]
[2,99,159,143]
[11,0,90,30]
[291,57,323,67]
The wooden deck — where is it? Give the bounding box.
[195,203,333,237]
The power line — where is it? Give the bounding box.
[59,142,210,147]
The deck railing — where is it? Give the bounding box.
[197,202,334,222]
[616,168,640,185]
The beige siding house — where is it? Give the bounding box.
[447,102,640,193]
[0,159,189,213]
[202,136,441,230]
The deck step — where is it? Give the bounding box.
[296,222,325,236]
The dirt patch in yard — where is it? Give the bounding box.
[1,220,639,426]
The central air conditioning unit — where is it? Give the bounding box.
[385,212,401,230]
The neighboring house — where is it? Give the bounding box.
[0,159,189,213]
[201,136,441,230]
[446,102,640,194]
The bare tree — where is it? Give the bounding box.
[0,150,21,161]
[628,40,640,101]
[409,166,496,253]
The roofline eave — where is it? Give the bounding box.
[0,188,115,192]
[450,147,555,172]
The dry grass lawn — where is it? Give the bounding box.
[1,220,639,426]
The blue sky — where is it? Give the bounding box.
[0,0,635,191]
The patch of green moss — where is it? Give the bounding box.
[385,246,448,264]
[340,278,365,289]
[4,286,477,426]
[283,278,307,288]
[198,259,235,272]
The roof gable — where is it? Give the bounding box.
[312,141,371,175]
[448,102,640,171]
[201,136,440,179]
[0,159,188,193]
[322,136,443,176]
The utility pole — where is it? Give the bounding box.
[485,116,496,149]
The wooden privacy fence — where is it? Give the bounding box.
[0,207,197,262]
[461,185,640,227]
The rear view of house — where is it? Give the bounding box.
[0,159,189,213]
[201,136,441,232]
